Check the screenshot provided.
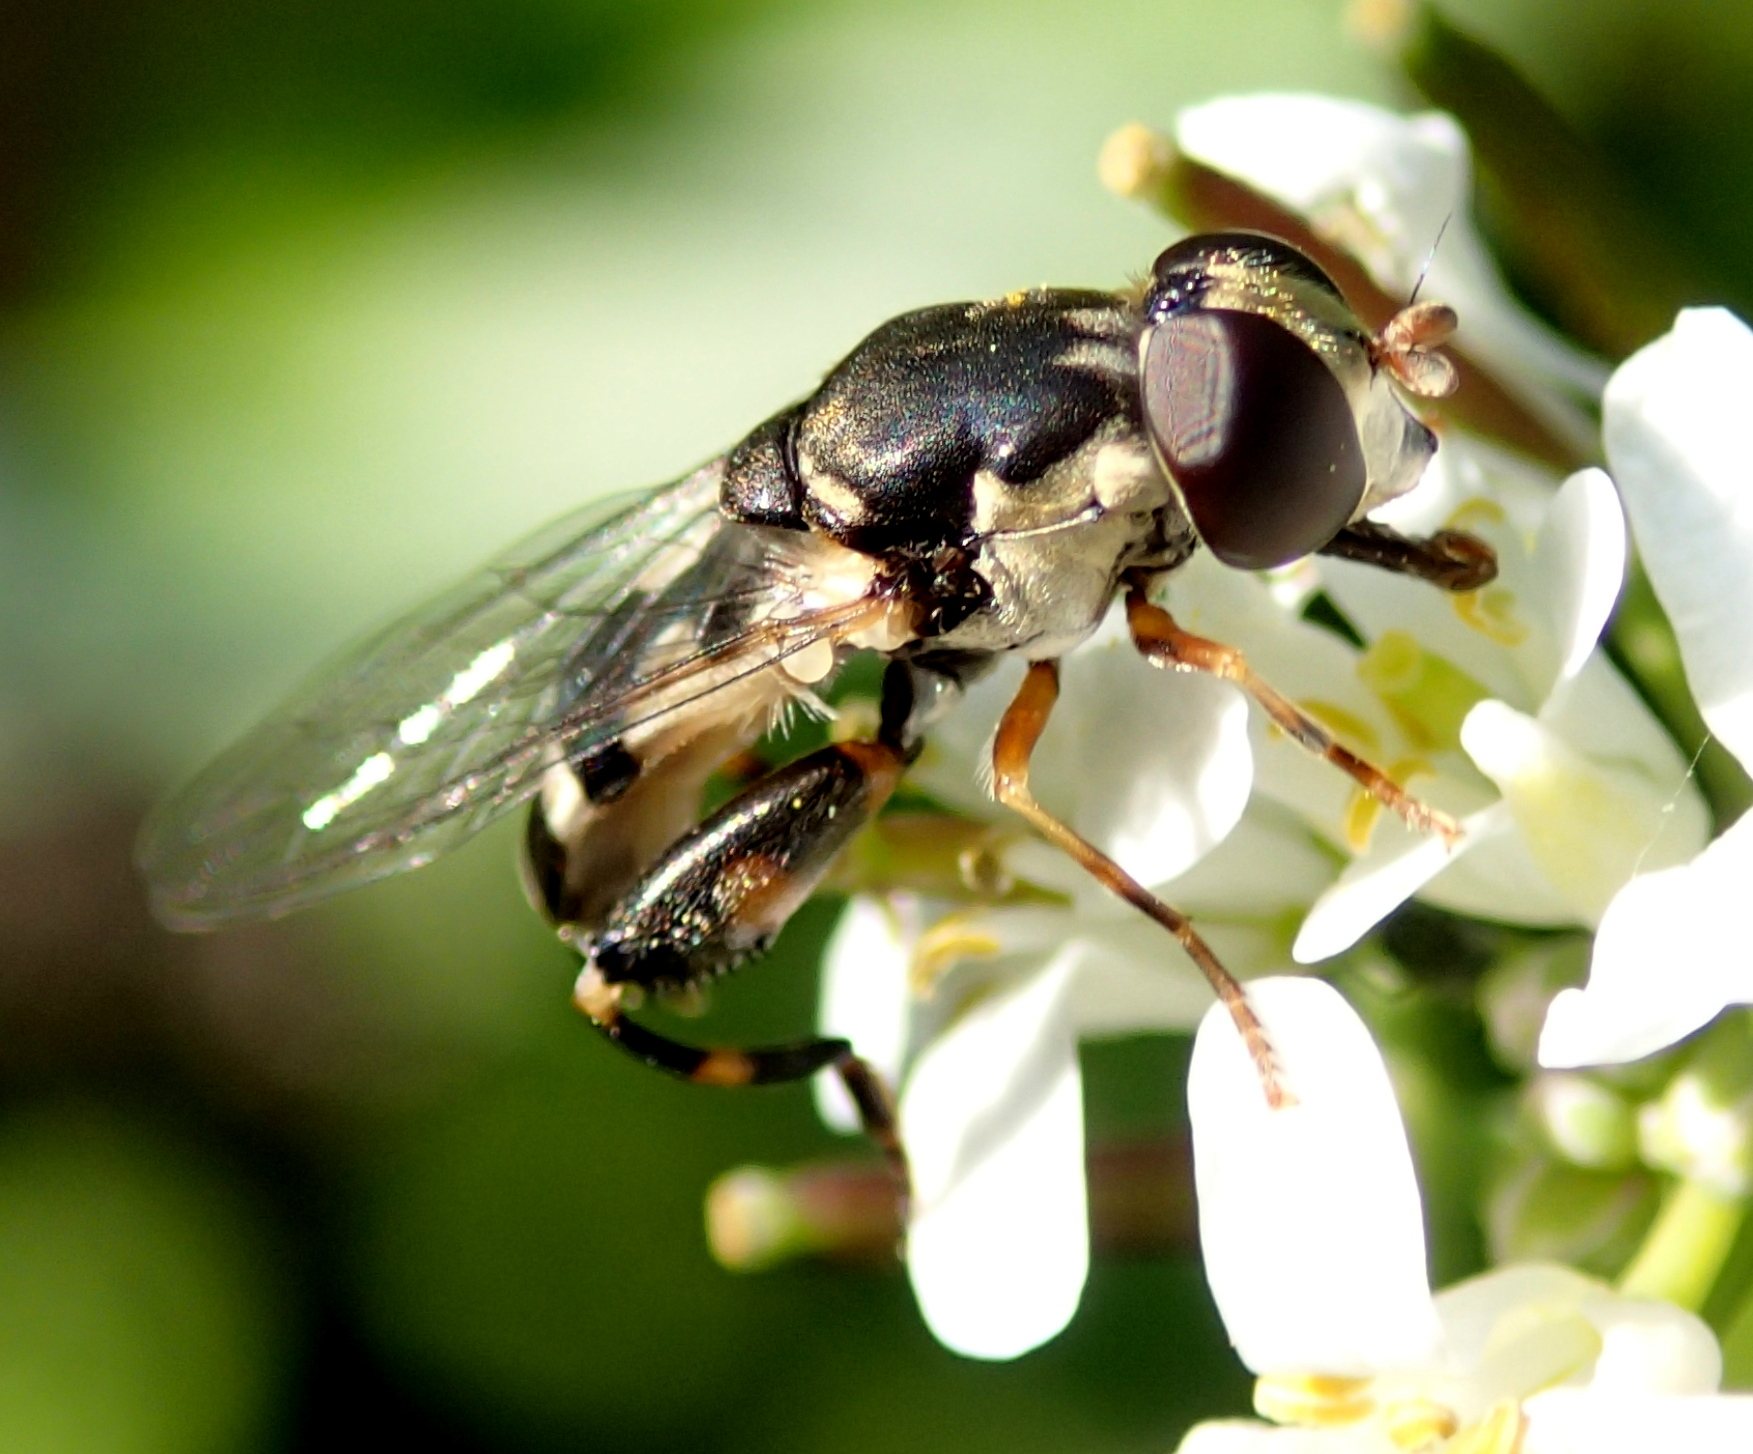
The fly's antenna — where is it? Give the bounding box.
[1373,214,1460,400]
[1408,213,1452,307]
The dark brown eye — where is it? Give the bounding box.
[1142,309,1365,570]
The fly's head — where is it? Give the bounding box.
[1138,231,1456,571]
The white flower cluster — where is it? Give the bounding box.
[814,92,1753,1440]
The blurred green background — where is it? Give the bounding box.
[4,1,1753,1449]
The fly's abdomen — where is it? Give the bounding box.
[586,740,905,990]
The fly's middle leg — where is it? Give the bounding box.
[990,658,1291,1108]
[1121,575,1464,847]
[569,731,910,1186]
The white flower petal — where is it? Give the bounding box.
[1166,807,1342,919]
[1411,817,1573,927]
[1006,814,1343,1039]
[1605,308,1753,767]
[902,954,1087,1359]
[1047,918,1216,1035]
[1425,1262,1718,1395]
[1177,1423,1357,1454]
[1461,700,1687,924]
[913,616,1254,887]
[1537,658,1711,852]
[1188,978,1439,1375]
[1174,95,1605,445]
[1040,669,1250,889]
[1175,96,1467,287]
[1429,1263,1607,1373]
[1059,918,1282,1039]
[1523,1391,1753,1454]
[1293,807,1503,963]
[1159,542,1321,640]
[1540,810,1753,1067]
[1531,469,1627,690]
[815,895,928,1132]
[1586,1289,1722,1394]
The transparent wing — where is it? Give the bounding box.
[139,460,856,929]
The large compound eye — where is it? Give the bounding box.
[1143,309,1366,570]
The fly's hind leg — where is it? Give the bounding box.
[573,969,905,1187]
[1121,575,1464,848]
[568,678,922,1187]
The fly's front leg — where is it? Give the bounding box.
[570,732,910,1186]
[991,660,1290,1107]
[1317,519,1497,592]
[1121,577,1464,848]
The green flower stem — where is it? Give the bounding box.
[1701,1208,1753,1336]
[1355,0,1713,357]
[1618,1176,1746,1314]
[705,1141,1197,1272]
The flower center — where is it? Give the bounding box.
[1253,1372,1377,1426]
[1250,1305,1603,1453]
[1356,631,1490,752]
[1443,1399,1528,1454]
[1253,1375,1531,1454]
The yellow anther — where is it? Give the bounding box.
[1382,1395,1460,1451]
[1254,1373,1376,1428]
[1453,586,1529,648]
[1447,1399,1527,1454]
[1344,790,1385,853]
[1446,497,1508,535]
[909,915,1002,995]
[1096,121,1173,200]
[1342,757,1433,852]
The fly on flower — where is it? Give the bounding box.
[138,232,1495,1179]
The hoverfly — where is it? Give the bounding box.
[140,232,1496,1175]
